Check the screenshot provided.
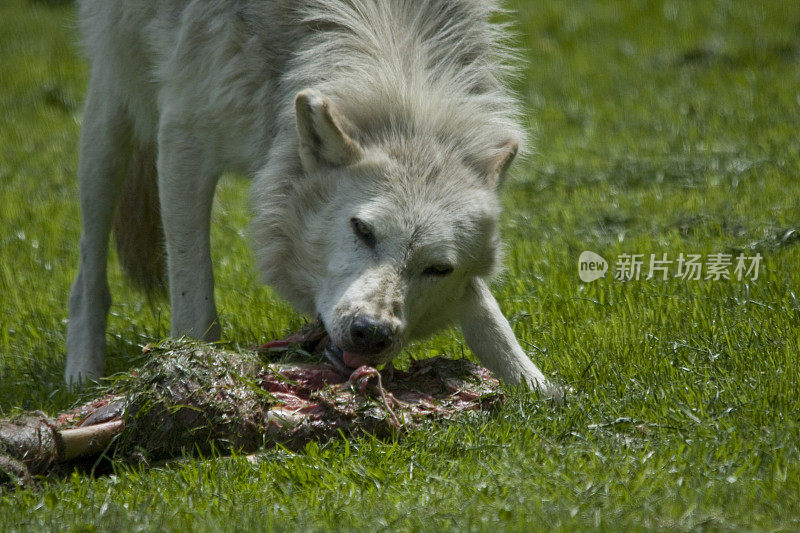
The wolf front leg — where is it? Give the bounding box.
[157,121,221,342]
[460,278,560,397]
[65,78,132,385]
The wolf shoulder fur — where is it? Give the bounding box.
[67,0,559,397]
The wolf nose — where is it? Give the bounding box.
[350,316,394,354]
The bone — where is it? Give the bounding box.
[59,419,125,461]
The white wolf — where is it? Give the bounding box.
[66,0,557,395]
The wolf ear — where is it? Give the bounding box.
[295,89,364,172]
[480,140,519,189]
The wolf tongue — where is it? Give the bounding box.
[342,351,370,368]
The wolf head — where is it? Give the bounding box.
[253,89,519,369]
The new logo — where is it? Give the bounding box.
[578,251,608,282]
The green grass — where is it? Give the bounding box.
[1,0,799,530]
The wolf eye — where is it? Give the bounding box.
[350,217,376,248]
[423,264,454,276]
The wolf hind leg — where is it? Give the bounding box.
[66,79,134,385]
[157,119,221,342]
[459,278,562,399]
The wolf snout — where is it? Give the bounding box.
[349,316,395,355]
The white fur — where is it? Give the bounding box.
[66,0,557,395]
